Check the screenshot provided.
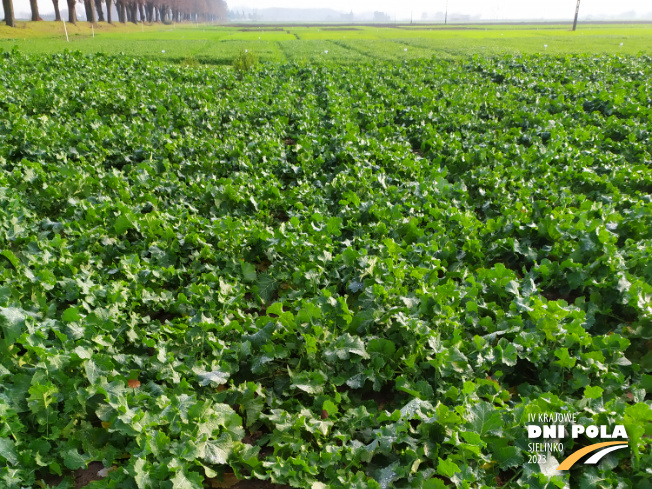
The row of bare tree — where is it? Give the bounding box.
[2,0,226,26]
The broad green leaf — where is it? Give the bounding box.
[84,359,103,385]
[62,448,87,470]
[0,250,20,270]
[27,383,59,414]
[554,348,576,369]
[256,274,277,303]
[290,370,328,394]
[437,457,461,478]
[423,479,448,489]
[583,386,603,399]
[196,369,229,387]
[324,333,369,361]
[114,214,135,235]
[494,446,523,469]
[171,468,203,489]
[201,434,233,465]
[326,216,343,236]
[0,307,26,344]
[133,458,155,489]
[62,307,82,323]
[0,437,18,465]
[467,401,502,436]
[241,262,257,283]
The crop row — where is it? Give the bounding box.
[0,52,651,488]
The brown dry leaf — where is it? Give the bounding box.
[217,384,227,393]
[485,376,499,386]
[128,379,141,388]
[97,466,119,478]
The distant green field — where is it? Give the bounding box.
[0,21,651,63]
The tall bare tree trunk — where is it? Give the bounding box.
[30,0,43,20]
[52,0,61,20]
[105,0,111,22]
[94,0,104,21]
[67,0,77,23]
[86,0,96,22]
[137,1,144,22]
[118,0,126,23]
[3,0,15,26]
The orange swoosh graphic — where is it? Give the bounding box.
[556,442,628,470]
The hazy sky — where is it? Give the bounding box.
[7,0,652,20]
[232,0,651,19]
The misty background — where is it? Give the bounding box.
[5,0,652,22]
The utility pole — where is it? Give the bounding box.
[572,0,581,31]
[444,0,448,25]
